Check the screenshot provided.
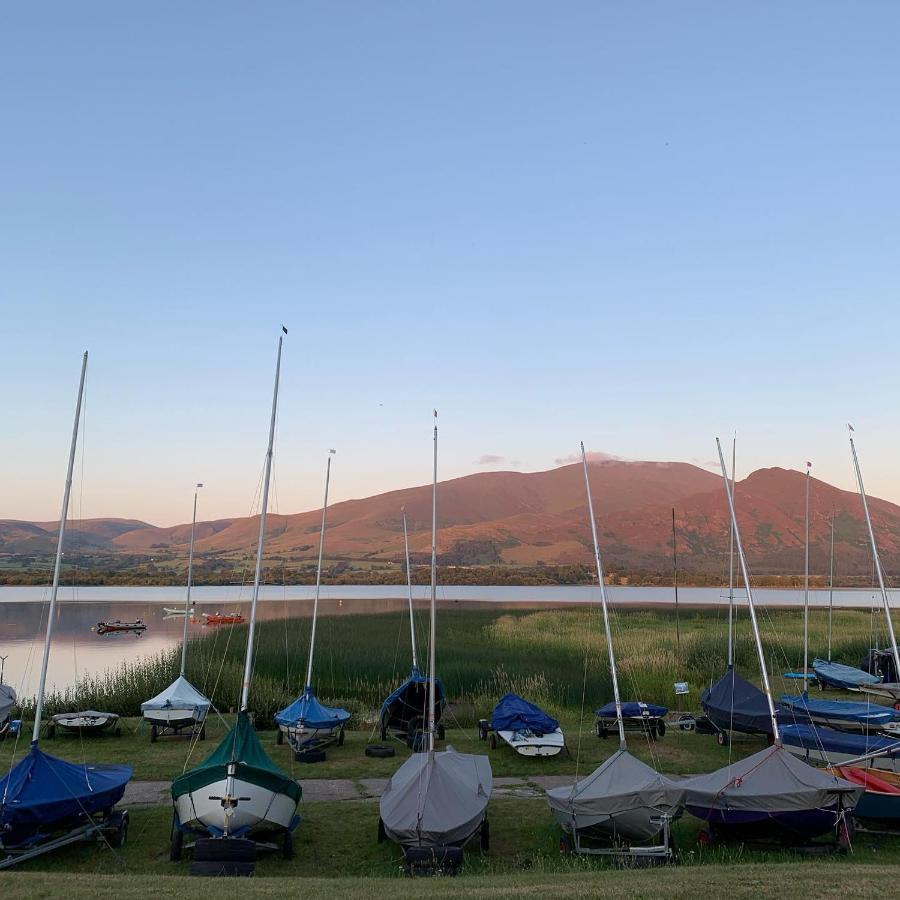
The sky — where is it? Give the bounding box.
[2,3,900,526]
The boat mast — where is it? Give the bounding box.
[304,450,335,690]
[239,329,285,713]
[427,412,438,753]
[180,483,202,677]
[803,462,811,695]
[848,430,900,680]
[727,435,736,668]
[580,443,626,749]
[828,510,835,662]
[716,438,780,743]
[671,508,680,657]
[32,351,88,745]
[402,508,419,672]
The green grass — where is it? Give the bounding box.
[36,606,893,728]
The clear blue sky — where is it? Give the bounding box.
[3,3,899,525]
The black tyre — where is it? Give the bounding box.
[488,733,497,750]
[296,748,327,764]
[716,730,728,747]
[281,830,294,860]
[193,837,257,863]
[657,719,666,738]
[150,725,157,744]
[365,744,395,759]
[437,723,445,741]
[377,817,386,843]
[199,724,206,741]
[107,810,129,848]
[170,827,184,862]
[276,729,284,746]
[480,817,490,852]
[337,728,345,747]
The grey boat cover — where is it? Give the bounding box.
[379,746,492,847]
[682,745,861,813]
[141,675,211,718]
[546,749,685,840]
[0,684,15,722]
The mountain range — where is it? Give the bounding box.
[3,459,900,577]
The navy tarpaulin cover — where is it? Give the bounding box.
[596,701,668,719]
[781,723,900,759]
[490,693,559,733]
[275,686,350,730]
[813,658,881,690]
[780,695,900,728]
[0,744,131,846]
[380,668,445,722]
[701,669,777,735]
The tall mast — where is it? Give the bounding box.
[727,435,736,669]
[828,510,835,662]
[716,438,780,743]
[581,443,626,749]
[803,462,811,694]
[671,508,680,657]
[848,430,900,679]
[33,351,88,744]
[304,450,335,690]
[239,329,285,712]
[180,483,203,676]
[427,412,438,753]
[402,508,419,671]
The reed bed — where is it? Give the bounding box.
[45,606,894,727]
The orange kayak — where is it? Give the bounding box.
[202,612,245,626]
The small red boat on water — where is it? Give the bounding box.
[202,612,245,626]
[95,619,146,635]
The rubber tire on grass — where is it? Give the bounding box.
[170,828,184,862]
[377,817,387,843]
[107,811,129,848]
[488,733,497,750]
[150,725,158,744]
[365,744,395,759]
[657,719,667,738]
[193,838,257,863]
[480,818,490,852]
[296,748,327,764]
[716,730,729,747]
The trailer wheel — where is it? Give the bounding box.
[281,830,294,860]
[657,719,666,738]
[150,725,158,744]
[377,817,387,843]
[170,827,184,861]
[716,730,729,747]
[337,728,345,747]
[489,733,497,750]
[559,833,573,855]
[107,810,129,848]
[276,729,283,745]
[480,817,490,852]
[365,744,395,759]
[199,724,206,741]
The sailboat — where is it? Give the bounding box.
[378,507,446,746]
[0,656,17,741]
[275,451,350,759]
[683,438,861,845]
[378,415,492,873]
[700,437,778,745]
[780,466,900,735]
[0,353,132,868]
[142,483,212,742]
[547,444,684,858]
[170,330,301,867]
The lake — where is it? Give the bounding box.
[0,584,892,699]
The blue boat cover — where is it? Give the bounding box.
[780,695,900,727]
[275,686,350,730]
[0,744,131,846]
[701,669,777,735]
[813,658,881,690]
[141,675,211,718]
[596,701,668,719]
[490,693,559,733]
[380,668,445,720]
[780,723,900,759]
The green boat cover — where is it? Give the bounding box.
[171,711,301,802]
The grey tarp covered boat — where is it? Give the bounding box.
[547,749,685,842]
[0,685,15,724]
[683,744,861,838]
[379,746,492,847]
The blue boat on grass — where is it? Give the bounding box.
[484,692,564,756]
[780,694,900,733]
[781,722,900,772]
[813,657,882,691]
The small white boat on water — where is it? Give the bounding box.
[163,607,195,616]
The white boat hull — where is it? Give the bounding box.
[144,707,207,729]
[498,728,565,757]
[279,722,340,745]
[174,774,298,836]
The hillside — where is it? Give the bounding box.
[3,460,899,578]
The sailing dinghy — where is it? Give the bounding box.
[547,444,684,859]
[170,330,301,870]
[378,508,445,746]
[48,710,121,738]
[0,658,16,741]
[0,353,131,869]
[378,415,492,874]
[142,484,211,742]
[682,440,861,846]
[275,452,349,760]
[483,692,564,757]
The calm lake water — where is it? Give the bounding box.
[0,584,891,699]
